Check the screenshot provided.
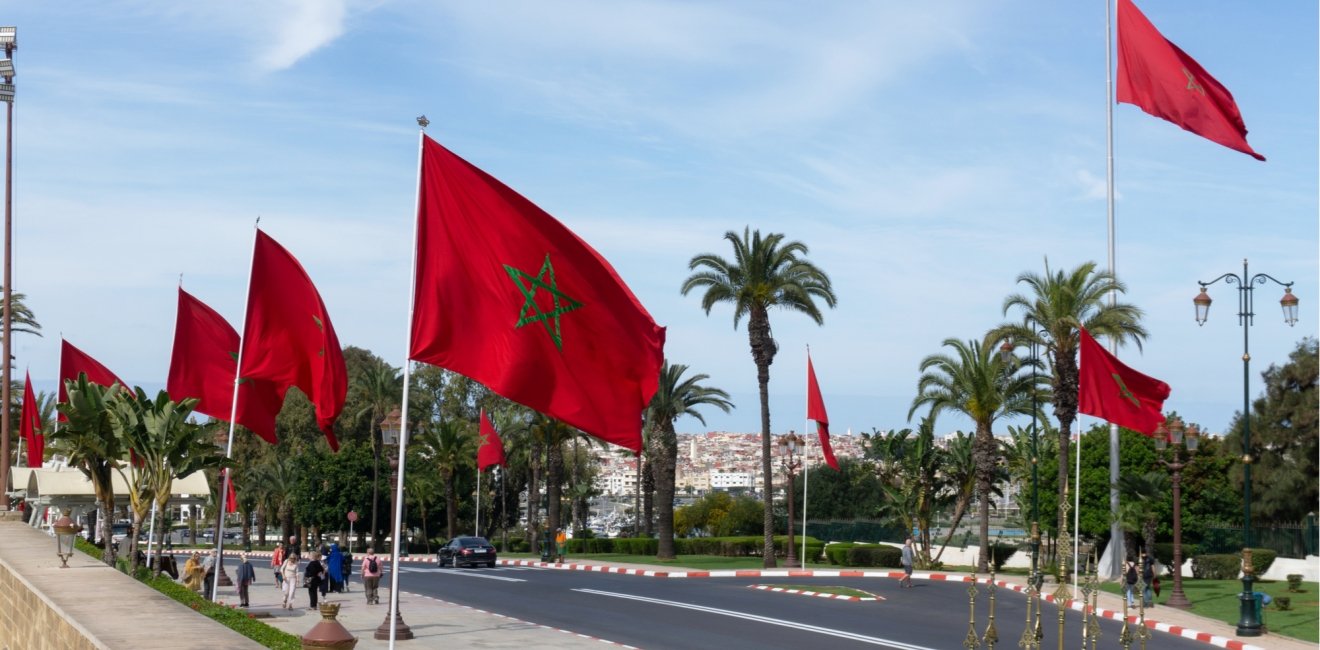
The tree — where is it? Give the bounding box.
[995,260,1147,560]
[931,431,978,564]
[1115,470,1169,560]
[348,356,402,548]
[682,227,837,567]
[645,361,733,559]
[867,417,942,566]
[49,376,125,564]
[909,335,1034,571]
[412,418,477,540]
[1223,337,1317,523]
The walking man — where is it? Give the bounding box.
[236,553,256,607]
[900,538,914,588]
[201,550,217,600]
[361,547,382,605]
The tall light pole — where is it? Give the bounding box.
[1002,323,1047,591]
[0,25,15,511]
[1153,416,1198,609]
[1194,258,1298,637]
[374,407,413,641]
[775,431,802,568]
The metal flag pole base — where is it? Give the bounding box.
[374,610,414,641]
[217,565,234,587]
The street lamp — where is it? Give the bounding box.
[1194,258,1297,637]
[0,26,14,511]
[1154,416,1198,609]
[374,407,413,641]
[775,431,803,568]
[53,509,81,568]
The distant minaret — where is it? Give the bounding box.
[689,438,697,460]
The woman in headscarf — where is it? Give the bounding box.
[326,543,344,593]
[182,552,205,592]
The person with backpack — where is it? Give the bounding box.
[361,547,382,605]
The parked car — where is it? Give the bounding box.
[437,536,497,568]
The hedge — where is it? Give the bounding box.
[1152,542,1200,570]
[822,543,903,568]
[989,543,1018,571]
[1191,553,1241,580]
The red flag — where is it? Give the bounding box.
[806,354,838,471]
[58,339,126,421]
[1116,0,1264,161]
[477,410,506,472]
[238,230,348,451]
[21,371,42,468]
[222,469,238,514]
[409,135,665,451]
[168,287,285,444]
[1077,327,1170,435]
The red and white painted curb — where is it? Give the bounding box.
[404,590,636,648]
[749,584,882,602]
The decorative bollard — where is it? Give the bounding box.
[964,572,981,649]
[302,603,359,650]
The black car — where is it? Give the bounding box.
[437,536,497,568]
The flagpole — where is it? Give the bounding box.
[1074,422,1082,597]
[475,471,481,537]
[800,345,810,567]
[386,118,428,648]
[1104,0,1127,583]
[211,222,259,602]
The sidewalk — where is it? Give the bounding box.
[212,566,625,649]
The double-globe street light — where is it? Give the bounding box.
[776,431,803,569]
[1153,415,1198,610]
[1194,259,1298,637]
[374,407,414,641]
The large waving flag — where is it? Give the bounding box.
[1116,0,1263,161]
[169,287,285,444]
[1078,327,1170,435]
[477,410,506,471]
[409,135,665,452]
[21,371,42,468]
[806,354,838,471]
[237,230,347,451]
[58,339,126,420]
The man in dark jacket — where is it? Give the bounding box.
[235,553,257,607]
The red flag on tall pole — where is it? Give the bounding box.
[806,353,838,471]
[222,469,238,514]
[168,287,285,444]
[21,371,42,468]
[409,135,665,452]
[1116,0,1264,161]
[1077,327,1170,435]
[477,410,506,472]
[237,230,348,451]
[58,339,126,420]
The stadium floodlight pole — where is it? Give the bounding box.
[0,25,15,510]
[1194,258,1297,637]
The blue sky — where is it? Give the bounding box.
[4,1,1316,439]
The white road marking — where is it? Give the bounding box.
[402,567,526,582]
[574,589,939,650]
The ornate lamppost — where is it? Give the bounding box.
[374,407,413,641]
[775,431,802,568]
[1000,325,1046,592]
[1153,416,1198,609]
[1194,259,1298,636]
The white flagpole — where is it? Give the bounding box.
[475,471,481,538]
[211,223,259,602]
[388,120,428,648]
[1104,0,1126,583]
[146,499,158,567]
[800,345,810,567]
[1074,423,1082,597]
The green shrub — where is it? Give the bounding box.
[138,571,302,649]
[844,544,902,568]
[612,537,658,555]
[1274,595,1292,611]
[1191,553,1241,580]
[1286,574,1303,592]
[1152,542,1199,571]
[572,528,596,539]
[990,543,1018,571]
[825,543,854,565]
[1245,548,1276,576]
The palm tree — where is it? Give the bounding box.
[1115,471,1169,561]
[350,358,402,547]
[413,418,477,539]
[0,289,40,338]
[49,376,125,564]
[909,336,1034,571]
[682,227,837,568]
[995,260,1147,560]
[645,361,733,559]
[931,431,978,565]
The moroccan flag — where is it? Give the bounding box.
[477,410,506,472]
[168,287,285,445]
[21,371,42,468]
[409,135,665,452]
[222,469,238,514]
[806,354,838,471]
[1116,0,1264,161]
[1077,327,1170,435]
[237,229,347,451]
[58,339,126,421]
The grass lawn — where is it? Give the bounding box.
[1098,578,1318,644]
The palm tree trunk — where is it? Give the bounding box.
[445,468,458,539]
[654,422,678,559]
[975,424,996,573]
[633,455,641,536]
[748,309,777,569]
[526,447,540,552]
[371,425,380,548]
[256,505,267,547]
[1054,352,1079,566]
[932,494,972,564]
[547,441,563,534]
[642,457,654,536]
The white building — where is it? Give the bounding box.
[709,470,754,491]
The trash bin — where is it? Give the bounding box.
[540,531,555,562]
[1252,591,1270,626]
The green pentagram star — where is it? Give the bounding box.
[504,254,583,350]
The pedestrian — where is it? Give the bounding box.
[280,553,301,610]
[555,528,567,563]
[236,553,256,608]
[1141,553,1156,607]
[201,550,217,600]
[341,547,354,593]
[1124,558,1138,607]
[271,542,285,588]
[183,552,205,592]
[305,551,325,609]
[900,538,914,588]
[327,543,344,593]
[361,547,382,605]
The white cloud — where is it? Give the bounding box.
[255,0,350,72]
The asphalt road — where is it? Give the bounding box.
[174,554,1213,649]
